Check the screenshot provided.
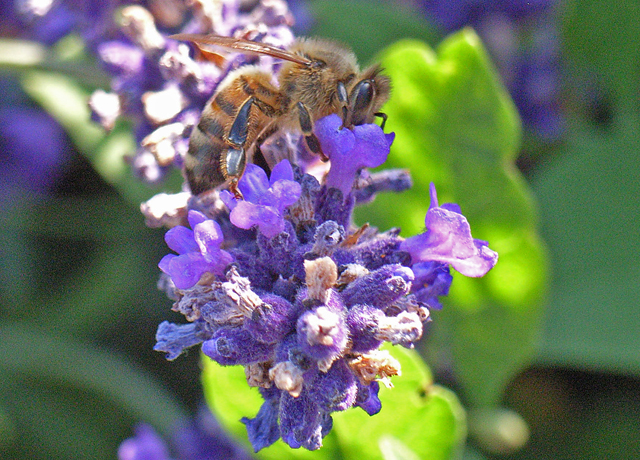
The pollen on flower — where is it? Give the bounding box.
[304,257,337,303]
[348,350,401,388]
[140,191,189,228]
[375,311,423,347]
[269,361,305,397]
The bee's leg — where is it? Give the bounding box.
[252,122,281,174]
[337,81,349,127]
[228,97,255,147]
[296,102,327,161]
[374,112,388,131]
[226,97,280,198]
[225,97,256,199]
[225,147,246,199]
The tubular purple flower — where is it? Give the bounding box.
[220,160,302,238]
[202,327,275,366]
[240,388,281,452]
[314,114,395,198]
[400,183,498,277]
[158,210,233,289]
[355,380,382,416]
[411,261,452,310]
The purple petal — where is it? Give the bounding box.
[238,163,270,202]
[230,201,284,238]
[158,252,211,289]
[164,226,197,254]
[219,189,239,211]
[187,209,208,229]
[267,179,302,210]
[400,184,498,277]
[315,114,393,197]
[269,159,294,183]
[314,114,355,159]
[193,219,225,257]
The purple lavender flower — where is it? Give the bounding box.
[420,0,564,140]
[220,160,302,238]
[158,210,233,290]
[400,183,498,278]
[153,113,498,452]
[119,408,254,460]
[314,114,395,198]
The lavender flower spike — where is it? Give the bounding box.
[159,210,233,289]
[220,159,302,238]
[400,183,498,277]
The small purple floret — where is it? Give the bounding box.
[314,114,394,197]
[240,389,281,452]
[400,183,498,277]
[412,261,452,310]
[158,210,233,289]
[202,327,275,366]
[154,321,208,361]
[221,160,302,238]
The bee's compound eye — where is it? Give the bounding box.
[350,80,374,124]
[225,147,247,178]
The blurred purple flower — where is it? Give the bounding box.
[420,0,564,140]
[119,408,254,460]
[0,104,68,200]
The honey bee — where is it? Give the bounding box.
[171,33,391,197]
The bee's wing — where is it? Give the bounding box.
[170,34,312,66]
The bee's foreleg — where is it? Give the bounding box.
[337,81,349,127]
[296,101,327,162]
[374,112,388,131]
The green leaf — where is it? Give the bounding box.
[530,115,640,374]
[202,345,466,460]
[354,31,548,406]
[0,36,111,87]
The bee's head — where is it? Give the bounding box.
[346,65,391,127]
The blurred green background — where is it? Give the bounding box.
[1,0,639,459]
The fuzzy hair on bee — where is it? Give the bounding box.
[171,33,391,198]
